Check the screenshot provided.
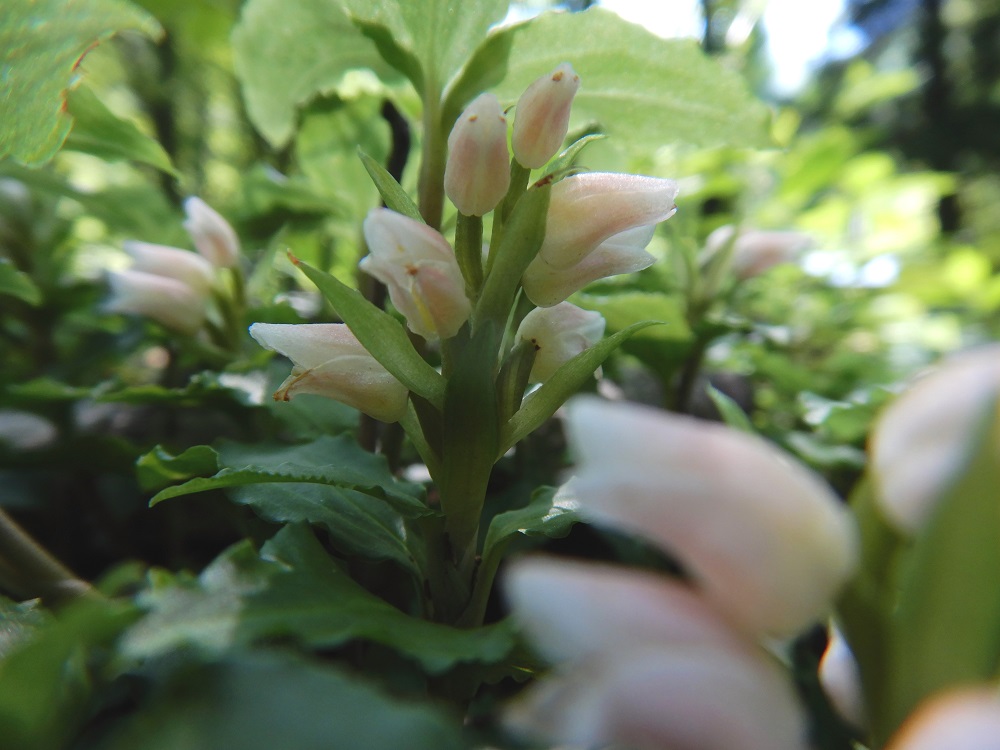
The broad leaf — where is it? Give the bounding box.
[447,7,771,152]
[501,321,663,452]
[293,257,447,408]
[0,0,161,165]
[102,651,464,750]
[0,261,41,306]
[64,85,178,175]
[123,526,518,674]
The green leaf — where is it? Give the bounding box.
[232,0,393,148]
[358,148,423,221]
[883,407,1000,736]
[293,257,447,408]
[0,260,41,305]
[452,7,771,153]
[542,133,609,178]
[501,321,663,452]
[342,0,510,97]
[0,598,50,660]
[102,651,464,750]
[0,0,161,165]
[63,85,177,174]
[123,525,517,675]
[149,435,429,520]
[706,384,754,434]
[137,444,219,493]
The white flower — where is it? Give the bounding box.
[444,93,511,216]
[870,345,1000,534]
[886,688,1000,750]
[819,624,866,729]
[704,225,811,279]
[106,270,207,334]
[248,323,409,423]
[512,63,580,169]
[515,302,605,382]
[360,208,472,340]
[123,241,215,295]
[562,397,859,638]
[183,197,240,268]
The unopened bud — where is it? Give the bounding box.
[516,302,605,382]
[444,93,511,216]
[512,63,580,169]
[183,197,240,268]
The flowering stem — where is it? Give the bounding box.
[419,91,447,230]
[486,160,532,275]
[454,213,484,299]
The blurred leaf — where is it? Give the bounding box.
[0,598,50,660]
[0,598,138,750]
[884,406,1000,736]
[343,0,509,99]
[0,0,161,165]
[447,7,771,151]
[706,384,754,433]
[64,85,178,175]
[136,444,219,492]
[0,260,42,305]
[232,0,394,147]
[501,321,663,452]
[294,257,447,408]
[124,525,517,674]
[102,651,464,750]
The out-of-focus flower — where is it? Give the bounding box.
[511,62,580,169]
[562,397,858,638]
[522,173,678,307]
[444,93,511,217]
[249,323,408,423]
[360,208,472,340]
[870,345,1000,535]
[819,624,866,729]
[504,557,809,750]
[885,688,1000,750]
[704,225,811,280]
[107,269,208,334]
[123,241,215,295]
[183,196,240,268]
[515,302,605,382]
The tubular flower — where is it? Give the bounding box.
[106,269,208,335]
[512,62,580,169]
[183,197,240,268]
[123,241,216,295]
[562,397,858,638]
[870,345,1000,535]
[515,302,605,383]
[360,208,472,341]
[504,558,809,750]
[443,93,511,217]
[522,173,678,307]
[249,323,408,423]
[704,225,812,279]
[885,688,1000,750]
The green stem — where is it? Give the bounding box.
[419,89,447,230]
[486,160,532,276]
[454,213,484,299]
[0,508,95,604]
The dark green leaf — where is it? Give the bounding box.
[136,444,220,493]
[0,598,50,660]
[501,321,663,452]
[0,260,41,306]
[0,0,161,165]
[64,85,178,175]
[293,257,447,408]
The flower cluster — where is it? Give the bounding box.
[504,397,859,750]
[107,198,240,335]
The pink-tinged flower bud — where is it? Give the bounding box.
[705,225,812,279]
[562,397,859,638]
[521,173,677,307]
[249,323,408,423]
[515,302,605,382]
[870,345,1000,535]
[183,197,240,268]
[360,208,471,340]
[123,241,216,295]
[444,93,511,216]
[886,688,1000,750]
[819,625,866,729]
[512,63,580,169]
[106,269,208,334]
[504,559,808,750]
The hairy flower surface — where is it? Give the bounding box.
[504,558,809,750]
[249,323,408,422]
[107,269,207,334]
[512,62,580,169]
[444,93,510,216]
[183,197,240,268]
[522,173,677,306]
[360,208,472,340]
[870,345,1000,534]
[515,302,605,382]
[563,397,858,638]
